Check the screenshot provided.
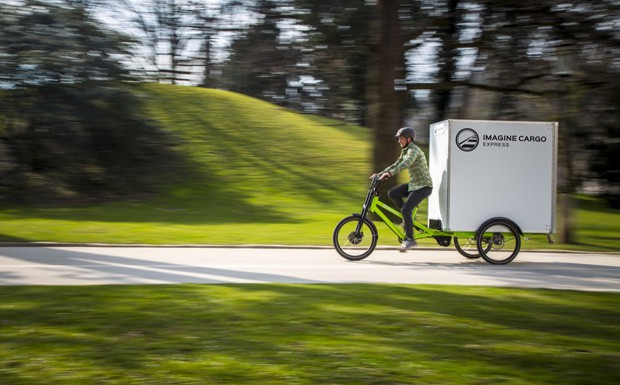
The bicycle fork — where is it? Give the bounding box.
[354,185,377,234]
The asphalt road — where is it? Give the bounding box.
[0,246,618,292]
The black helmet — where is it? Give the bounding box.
[395,127,416,140]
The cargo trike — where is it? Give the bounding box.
[333,120,557,265]
[332,175,522,265]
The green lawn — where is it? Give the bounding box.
[1,284,618,385]
[1,195,618,251]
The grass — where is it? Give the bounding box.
[571,195,620,251]
[0,83,618,251]
[0,284,618,385]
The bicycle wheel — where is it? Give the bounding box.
[454,237,482,259]
[333,215,378,261]
[476,219,521,265]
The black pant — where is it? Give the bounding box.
[388,184,432,240]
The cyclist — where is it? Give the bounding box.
[370,127,433,252]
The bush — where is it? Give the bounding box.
[0,84,183,203]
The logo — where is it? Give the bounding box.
[456,128,479,152]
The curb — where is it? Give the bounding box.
[0,242,617,254]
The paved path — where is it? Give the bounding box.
[0,246,618,292]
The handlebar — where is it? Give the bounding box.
[369,175,382,190]
[370,173,388,183]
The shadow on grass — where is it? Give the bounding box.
[0,145,354,226]
[0,173,304,225]
[0,283,618,384]
[575,195,620,213]
[574,238,620,252]
[0,234,32,243]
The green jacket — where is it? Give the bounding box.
[382,142,433,192]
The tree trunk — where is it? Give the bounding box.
[368,0,407,177]
[558,107,576,244]
[432,0,459,122]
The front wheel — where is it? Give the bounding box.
[333,216,378,261]
[476,219,521,265]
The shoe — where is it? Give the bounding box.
[399,238,417,252]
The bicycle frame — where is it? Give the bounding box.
[360,177,474,243]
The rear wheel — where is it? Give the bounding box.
[476,219,521,265]
[454,237,482,259]
[333,216,378,261]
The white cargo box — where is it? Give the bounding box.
[427,119,557,233]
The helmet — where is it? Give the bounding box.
[395,127,416,140]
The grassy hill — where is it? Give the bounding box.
[0,84,374,245]
[0,83,618,250]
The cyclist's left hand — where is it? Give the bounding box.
[370,172,390,180]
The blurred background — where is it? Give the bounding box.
[1,0,618,243]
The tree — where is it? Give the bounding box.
[0,0,179,202]
[190,0,223,88]
[403,0,620,241]
[0,0,132,87]
[221,0,299,103]
[431,0,461,122]
[116,0,197,83]
[289,0,373,121]
[366,0,408,177]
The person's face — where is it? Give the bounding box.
[398,136,409,148]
